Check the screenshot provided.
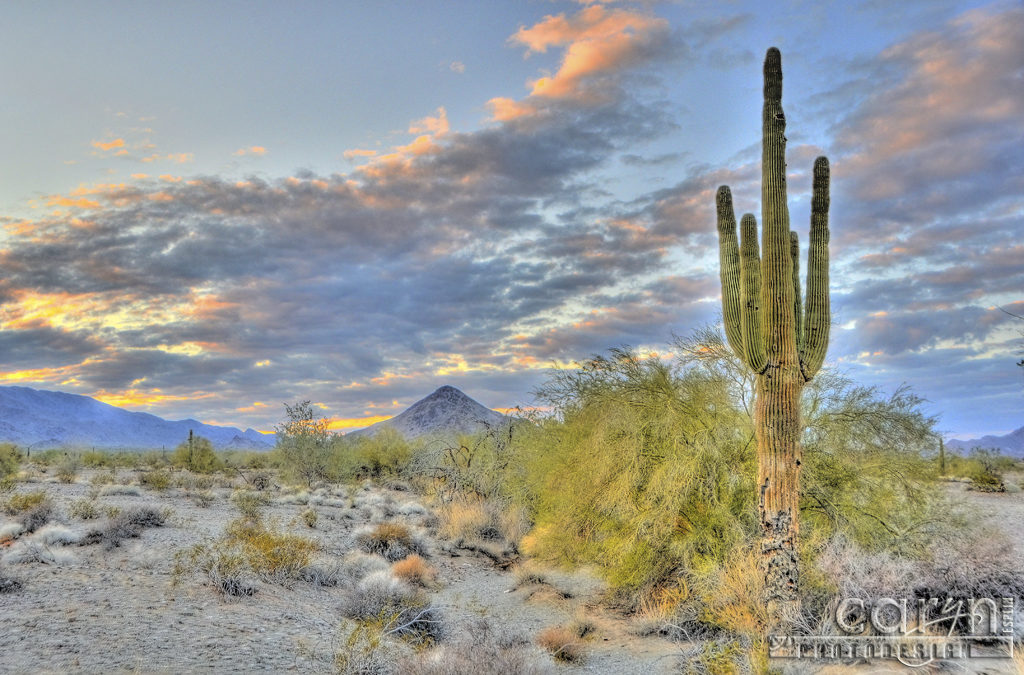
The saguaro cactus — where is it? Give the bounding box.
[714,47,831,614]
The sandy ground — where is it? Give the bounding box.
[0,471,1021,674]
[0,471,683,674]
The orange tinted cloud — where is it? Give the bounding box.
[234,146,267,156]
[92,138,125,151]
[343,148,378,160]
[409,107,449,136]
[487,4,668,121]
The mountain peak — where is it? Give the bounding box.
[350,385,509,439]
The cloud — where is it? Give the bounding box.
[449,61,466,74]
[234,146,267,157]
[487,4,673,120]
[91,138,125,152]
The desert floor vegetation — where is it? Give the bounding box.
[2,336,1023,674]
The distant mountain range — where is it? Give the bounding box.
[0,385,272,451]
[349,385,511,439]
[947,426,1024,458]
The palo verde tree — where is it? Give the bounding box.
[714,47,831,616]
[275,401,335,486]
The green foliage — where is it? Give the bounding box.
[338,427,413,479]
[0,444,21,480]
[513,328,939,607]
[231,489,270,521]
[523,345,756,597]
[56,455,80,483]
[170,433,221,473]
[274,401,336,486]
[139,469,171,491]
[965,448,1011,492]
[4,490,48,515]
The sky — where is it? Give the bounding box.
[0,0,1021,439]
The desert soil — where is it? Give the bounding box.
[0,471,684,674]
[1,472,1021,674]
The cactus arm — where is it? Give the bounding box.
[739,213,768,373]
[790,231,803,359]
[716,186,746,362]
[800,156,830,380]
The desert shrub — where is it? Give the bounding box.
[192,490,216,508]
[339,571,442,644]
[177,544,256,597]
[35,524,83,546]
[436,498,528,546]
[80,450,112,468]
[339,552,391,585]
[177,518,317,593]
[223,518,317,581]
[274,401,336,487]
[171,434,222,473]
[335,622,411,675]
[4,491,47,515]
[90,469,118,486]
[513,329,940,608]
[0,444,22,480]
[394,618,547,675]
[340,428,413,479]
[0,522,24,543]
[679,639,747,675]
[391,555,436,587]
[536,626,585,664]
[92,506,167,550]
[298,560,343,587]
[355,523,426,562]
[55,455,80,483]
[139,470,171,492]
[249,471,272,491]
[17,502,53,534]
[69,498,100,520]
[231,490,270,521]
[965,448,1009,492]
[301,507,317,528]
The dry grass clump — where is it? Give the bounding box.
[334,622,412,675]
[231,489,270,521]
[437,499,528,545]
[301,507,317,528]
[536,626,585,664]
[4,493,55,534]
[69,497,100,520]
[339,570,442,644]
[391,554,437,588]
[3,491,47,515]
[355,522,427,562]
[394,618,550,675]
[90,506,167,550]
[89,470,118,486]
[177,517,318,595]
[35,524,83,546]
[139,469,171,492]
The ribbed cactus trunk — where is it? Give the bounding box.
[714,48,831,620]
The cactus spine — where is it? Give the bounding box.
[715,47,831,614]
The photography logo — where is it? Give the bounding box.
[770,597,1015,667]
